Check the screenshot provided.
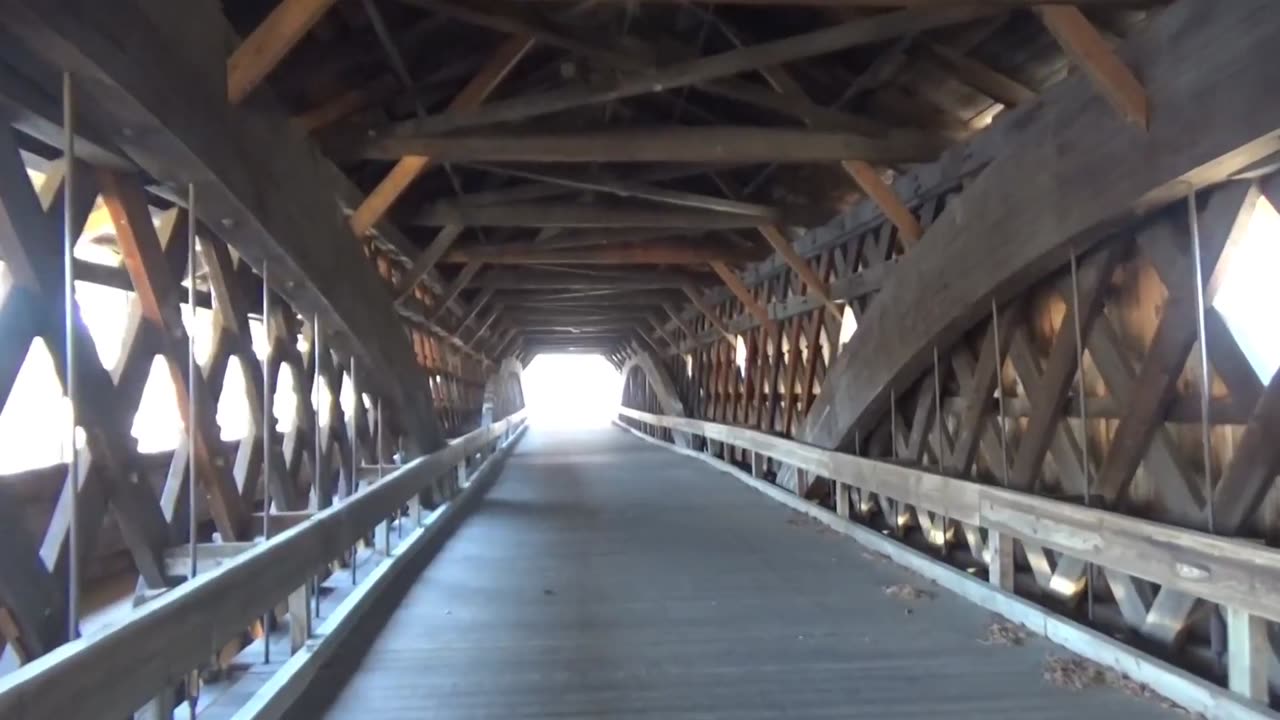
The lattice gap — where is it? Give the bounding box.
[0,339,65,473]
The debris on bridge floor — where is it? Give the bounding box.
[980,620,1030,647]
[1043,654,1200,716]
[882,583,934,601]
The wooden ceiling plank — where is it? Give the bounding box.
[1037,5,1148,128]
[442,240,755,265]
[466,164,780,217]
[352,126,948,165]
[380,6,994,134]
[411,200,823,228]
[228,0,340,104]
[348,35,534,237]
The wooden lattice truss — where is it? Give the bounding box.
[0,132,485,665]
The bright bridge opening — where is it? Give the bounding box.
[521,354,622,429]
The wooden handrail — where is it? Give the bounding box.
[617,407,1280,624]
[0,411,526,720]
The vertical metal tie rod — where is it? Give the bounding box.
[187,184,199,582]
[933,345,946,554]
[889,389,899,534]
[378,398,389,556]
[185,183,202,716]
[1188,188,1216,534]
[313,315,322,511]
[261,260,272,665]
[1068,247,1094,622]
[350,358,359,584]
[61,71,80,641]
[313,315,322,620]
[992,299,1010,486]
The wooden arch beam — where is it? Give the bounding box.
[791,0,1280,463]
[620,350,693,448]
[1,0,446,452]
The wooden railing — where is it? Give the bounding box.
[617,407,1279,717]
[0,410,527,720]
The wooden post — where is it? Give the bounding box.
[287,583,311,654]
[455,458,468,495]
[750,451,765,479]
[131,589,174,720]
[988,530,1014,591]
[835,482,851,519]
[1226,606,1268,701]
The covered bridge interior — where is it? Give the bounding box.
[1,0,1279,718]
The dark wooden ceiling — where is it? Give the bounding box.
[220,0,1160,356]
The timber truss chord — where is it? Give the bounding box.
[4,0,1280,716]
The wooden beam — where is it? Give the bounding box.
[375,7,992,134]
[227,0,339,104]
[1037,5,1148,128]
[476,269,705,290]
[1213,368,1280,535]
[349,36,532,237]
[1094,183,1259,503]
[5,0,447,453]
[0,143,171,590]
[0,486,64,660]
[350,126,948,166]
[710,261,777,335]
[394,225,464,303]
[100,171,250,539]
[427,262,483,321]
[841,160,923,245]
[411,200,822,228]
[683,285,735,342]
[921,42,1037,109]
[465,164,784,217]
[442,240,756,265]
[796,0,1280,457]
[521,0,1126,4]
[452,287,494,333]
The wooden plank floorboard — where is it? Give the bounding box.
[289,427,1178,719]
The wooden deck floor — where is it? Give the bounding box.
[290,426,1178,719]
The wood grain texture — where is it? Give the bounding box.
[294,427,1173,720]
[620,407,1280,626]
[227,0,338,104]
[0,0,446,452]
[798,0,1280,457]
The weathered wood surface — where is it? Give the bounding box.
[0,0,443,451]
[411,200,824,229]
[0,412,525,720]
[618,407,1280,626]
[346,126,950,165]
[376,6,991,134]
[798,0,1280,455]
[294,427,1174,719]
[441,240,757,265]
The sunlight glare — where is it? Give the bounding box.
[522,354,622,429]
